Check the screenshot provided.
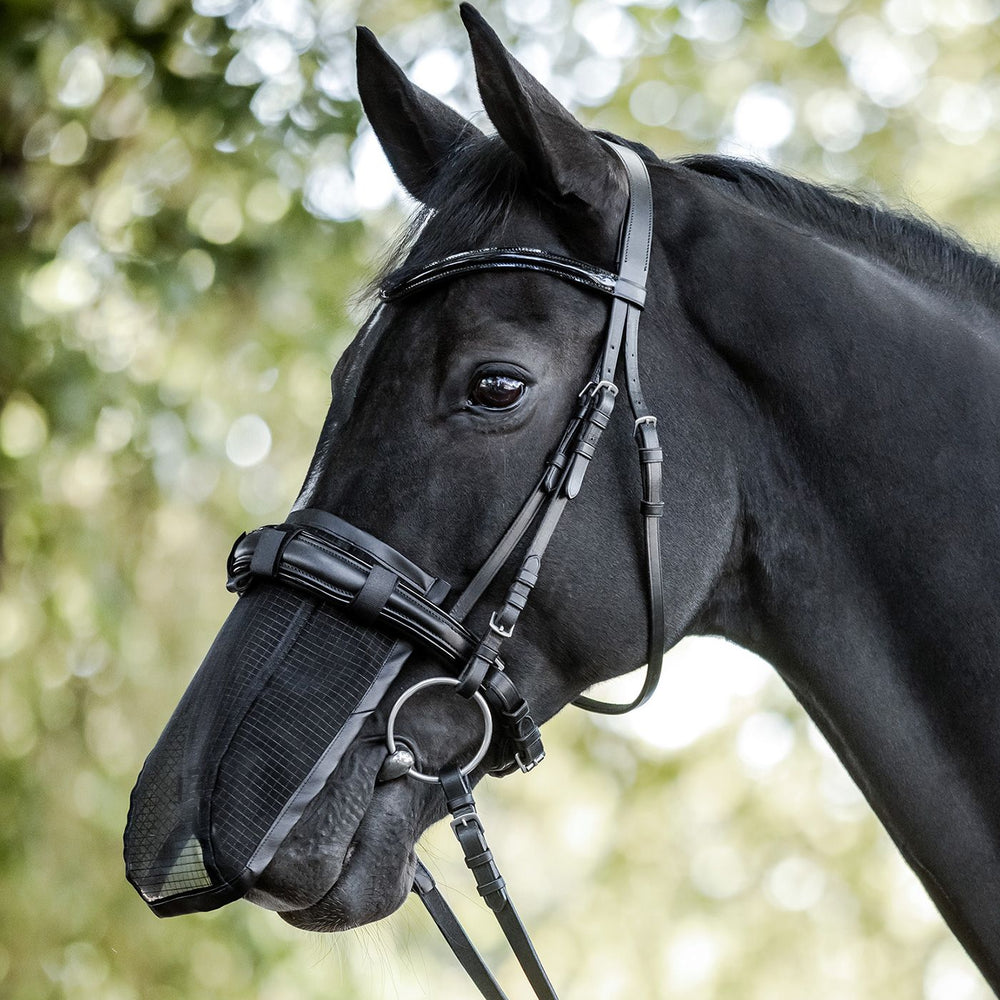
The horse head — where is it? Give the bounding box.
[124,4,741,941]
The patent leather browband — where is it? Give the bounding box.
[380,246,647,309]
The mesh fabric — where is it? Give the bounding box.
[124,579,404,915]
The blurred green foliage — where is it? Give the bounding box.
[2,1,998,998]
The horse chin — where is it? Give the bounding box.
[245,744,424,932]
[277,797,419,932]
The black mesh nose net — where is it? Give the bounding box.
[123,510,451,916]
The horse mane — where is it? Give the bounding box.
[678,153,1000,318]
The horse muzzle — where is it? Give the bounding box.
[122,509,477,917]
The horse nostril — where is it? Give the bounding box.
[377,744,415,783]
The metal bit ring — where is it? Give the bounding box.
[385,677,493,784]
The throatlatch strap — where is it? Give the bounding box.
[574,260,665,714]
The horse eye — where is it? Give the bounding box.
[468,373,526,410]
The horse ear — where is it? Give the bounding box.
[356,26,481,205]
[460,3,624,220]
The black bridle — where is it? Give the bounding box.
[227,138,660,999]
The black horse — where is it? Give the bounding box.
[126,5,1000,994]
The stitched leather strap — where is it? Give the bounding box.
[412,858,510,1000]
[439,768,560,1000]
[574,217,664,713]
[228,524,475,665]
[229,519,546,775]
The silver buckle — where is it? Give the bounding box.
[450,810,484,832]
[580,379,619,399]
[489,612,514,638]
[634,415,657,430]
[515,749,545,773]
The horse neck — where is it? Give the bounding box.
[662,175,1000,988]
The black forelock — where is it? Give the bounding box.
[370,133,535,298]
[679,154,1000,317]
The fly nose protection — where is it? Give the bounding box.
[124,509,451,914]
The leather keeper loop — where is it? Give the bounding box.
[505,587,530,614]
[441,768,476,813]
[613,275,646,307]
[477,876,507,903]
[351,564,398,625]
[455,651,493,699]
[250,526,292,579]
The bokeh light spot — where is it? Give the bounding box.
[28,258,99,313]
[178,247,216,291]
[0,393,49,457]
[924,940,989,1000]
[664,921,724,991]
[225,413,272,467]
[690,843,750,899]
[736,710,796,774]
[572,56,622,105]
[680,0,745,43]
[505,0,554,25]
[629,80,679,127]
[765,855,827,911]
[49,121,89,166]
[731,84,796,154]
[303,162,358,221]
[59,452,111,509]
[613,637,772,753]
[189,193,244,244]
[0,596,35,660]
[411,48,463,95]
[246,178,292,223]
[805,88,866,152]
[57,46,105,108]
[95,406,135,452]
[574,1,640,58]
[351,130,396,212]
[245,31,295,76]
